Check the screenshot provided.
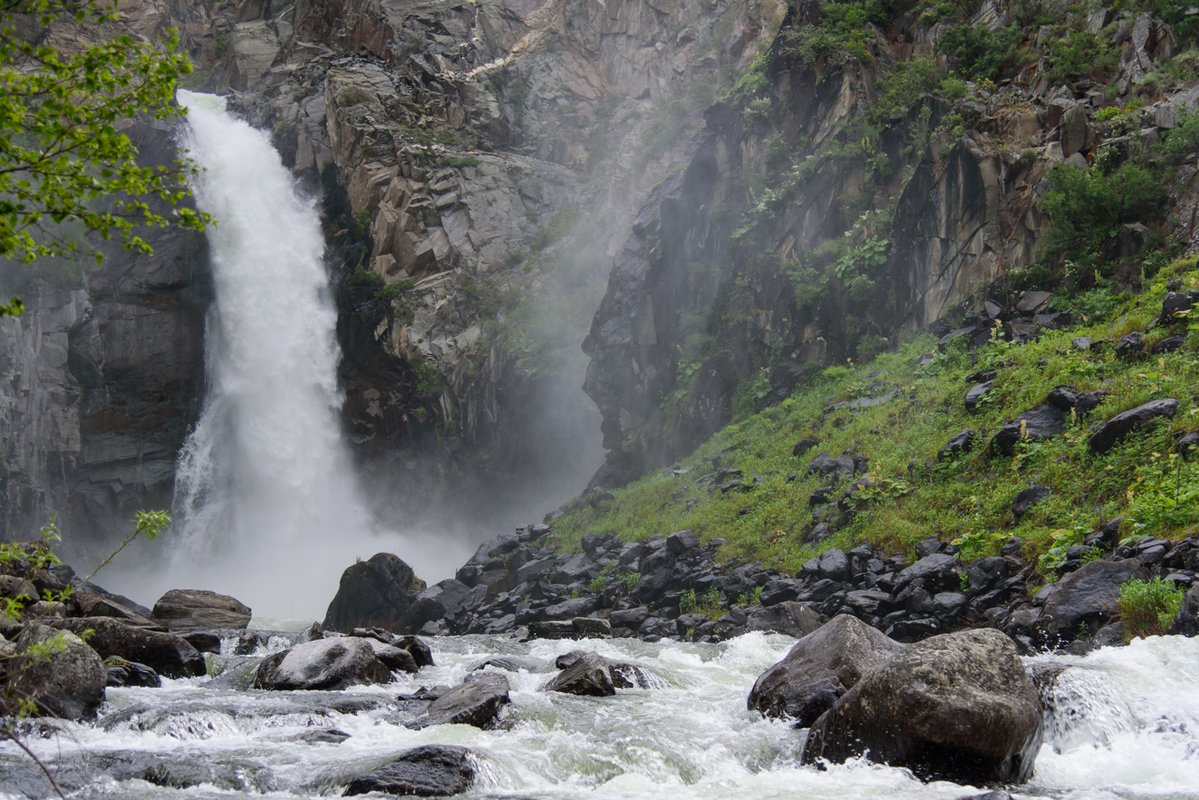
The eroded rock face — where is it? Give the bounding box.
[801,628,1042,785]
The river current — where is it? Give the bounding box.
[2,632,1198,799]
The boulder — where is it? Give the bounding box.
[54,617,206,678]
[990,404,1067,455]
[103,656,162,688]
[323,553,427,633]
[150,589,251,633]
[344,745,476,797]
[745,601,825,638]
[747,614,904,725]
[938,429,978,460]
[411,672,510,729]
[349,629,433,668]
[1088,399,1179,454]
[253,637,396,690]
[552,651,657,689]
[544,651,615,696]
[3,624,106,720]
[1168,584,1199,636]
[801,628,1041,784]
[1038,559,1147,645]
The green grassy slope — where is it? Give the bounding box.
[554,256,1199,583]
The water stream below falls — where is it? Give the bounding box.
[2,633,1198,799]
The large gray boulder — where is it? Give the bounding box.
[53,617,206,678]
[411,672,510,729]
[3,624,106,720]
[801,628,1042,784]
[344,745,476,797]
[1037,558,1147,646]
[323,553,426,633]
[253,637,395,690]
[747,614,904,725]
[151,589,251,633]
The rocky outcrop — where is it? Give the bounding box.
[54,616,207,679]
[323,553,427,633]
[800,628,1042,785]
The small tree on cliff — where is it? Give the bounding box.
[0,0,208,317]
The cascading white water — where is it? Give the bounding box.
[3,633,1199,799]
[145,92,405,621]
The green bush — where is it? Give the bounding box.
[1043,30,1117,85]
[1040,162,1167,266]
[937,23,1021,82]
[1119,577,1185,640]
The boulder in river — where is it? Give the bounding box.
[748,614,903,725]
[411,672,510,729]
[344,744,476,796]
[3,624,106,720]
[54,616,206,678]
[151,588,252,633]
[801,628,1041,784]
[104,656,162,688]
[323,553,427,633]
[253,637,397,690]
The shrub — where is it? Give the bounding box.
[1040,162,1167,266]
[937,23,1021,82]
[1118,577,1185,640]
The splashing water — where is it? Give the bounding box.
[125,92,410,622]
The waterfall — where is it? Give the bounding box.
[152,91,400,621]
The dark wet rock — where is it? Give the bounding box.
[54,617,205,678]
[182,631,223,654]
[1012,484,1051,519]
[802,628,1041,784]
[1169,584,1199,636]
[344,744,476,797]
[470,656,548,674]
[792,438,820,457]
[253,637,396,690]
[938,429,977,460]
[1015,290,1053,314]
[150,589,251,633]
[806,452,861,481]
[1161,291,1193,323]
[350,629,434,668]
[4,624,106,720]
[895,553,962,594]
[299,729,350,745]
[544,651,615,696]
[964,381,993,412]
[1038,559,1147,646]
[1115,331,1145,359]
[666,529,699,555]
[748,614,904,725]
[955,790,1013,800]
[1152,334,1187,354]
[234,630,265,655]
[991,404,1067,455]
[1088,399,1179,453]
[323,553,427,634]
[527,617,612,640]
[411,672,509,730]
[104,656,161,688]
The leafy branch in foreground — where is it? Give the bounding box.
[0,0,211,315]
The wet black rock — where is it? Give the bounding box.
[964,381,993,412]
[1012,484,1051,519]
[1037,558,1147,646]
[544,651,615,696]
[54,617,206,679]
[801,628,1041,784]
[748,614,904,725]
[104,656,161,688]
[1169,584,1199,635]
[1088,399,1179,454]
[938,429,977,460]
[1115,331,1145,359]
[323,553,427,634]
[991,404,1068,455]
[411,672,509,730]
[343,745,476,797]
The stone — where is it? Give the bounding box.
[1089,399,1179,453]
[895,553,962,594]
[344,745,476,797]
[991,404,1067,455]
[747,614,904,725]
[411,672,510,729]
[1038,558,1147,646]
[1115,332,1145,359]
[665,529,699,555]
[938,429,977,460]
[1168,584,1199,636]
[4,624,106,720]
[150,589,251,633]
[801,628,1041,784]
[544,651,615,696]
[745,601,825,638]
[253,637,396,690]
[323,553,427,633]
[1161,291,1193,323]
[103,656,161,688]
[1012,484,1051,519]
[54,617,205,678]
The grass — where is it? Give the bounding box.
[1119,577,1186,640]
[552,255,1199,583]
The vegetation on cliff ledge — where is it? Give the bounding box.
[554,255,1199,584]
